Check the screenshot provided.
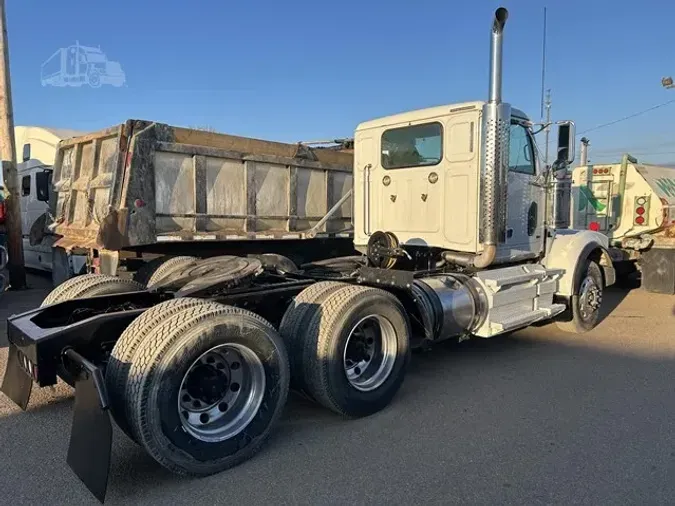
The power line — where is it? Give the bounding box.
[589,150,675,156]
[577,98,675,136]
[591,138,675,154]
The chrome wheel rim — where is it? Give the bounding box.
[579,275,602,321]
[343,315,398,392]
[178,343,265,442]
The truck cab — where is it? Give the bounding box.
[353,103,547,264]
[14,126,87,278]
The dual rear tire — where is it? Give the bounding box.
[105,299,289,476]
[280,282,411,417]
[43,272,410,478]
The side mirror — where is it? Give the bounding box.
[35,170,52,202]
[556,122,576,166]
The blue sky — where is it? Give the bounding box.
[7,0,675,164]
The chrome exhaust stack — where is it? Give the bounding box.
[477,7,510,267]
[443,8,510,269]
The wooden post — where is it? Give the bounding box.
[0,0,26,289]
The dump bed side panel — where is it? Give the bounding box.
[139,139,353,242]
[52,121,353,250]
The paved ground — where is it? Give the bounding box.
[1,274,674,505]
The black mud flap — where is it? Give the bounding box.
[64,349,113,504]
[0,344,33,410]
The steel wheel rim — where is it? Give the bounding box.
[579,275,602,321]
[343,314,398,392]
[178,343,265,442]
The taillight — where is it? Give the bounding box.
[634,196,649,226]
[589,221,601,231]
[0,201,6,223]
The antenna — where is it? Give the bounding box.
[540,7,547,119]
[544,89,552,165]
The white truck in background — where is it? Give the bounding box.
[15,126,87,284]
[570,154,675,294]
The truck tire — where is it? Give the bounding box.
[301,285,411,417]
[279,281,347,390]
[41,274,103,307]
[133,256,197,287]
[125,303,290,476]
[556,260,604,333]
[106,298,219,441]
[39,275,144,386]
[66,276,144,298]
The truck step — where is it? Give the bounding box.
[495,303,566,332]
[476,265,563,290]
[472,264,566,338]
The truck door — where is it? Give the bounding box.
[501,122,544,257]
[19,167,53,271]
[371,122,444,238]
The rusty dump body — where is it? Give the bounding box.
[50,120,354,251]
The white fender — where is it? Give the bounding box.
[542,230,615,296]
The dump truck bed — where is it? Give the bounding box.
[50,120,354,251]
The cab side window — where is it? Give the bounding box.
[381,122,443,169]
[509,123,535,175]
[21,175,31,196]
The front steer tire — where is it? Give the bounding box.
[125,303,290,476]
[300,285,411,417]
[556,260,604,333]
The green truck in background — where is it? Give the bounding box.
[570,154,675,294]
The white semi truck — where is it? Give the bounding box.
[1,8,616,503]
[15,126,88,282]
[570,154,675,293]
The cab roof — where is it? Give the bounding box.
[356,101,530,131]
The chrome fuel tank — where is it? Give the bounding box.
[412,275,487,342]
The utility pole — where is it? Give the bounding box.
[544,89,552,165]
[0,0,26,289]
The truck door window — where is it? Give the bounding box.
[509,123,535,175]
[381,122,442,169]
[21,175,31,196]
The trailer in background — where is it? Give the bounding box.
[570,154,675,294]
